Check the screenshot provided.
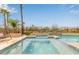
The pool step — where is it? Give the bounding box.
[51,39,79,54]
[48,35,59,39]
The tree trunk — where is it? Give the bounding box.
[3,12,7,36]
[20,4,24,35]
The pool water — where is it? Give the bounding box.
[1,36,79,54]
[60,35,79,42]
[23,39,59,54]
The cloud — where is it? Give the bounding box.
[61,4,78,9]
[69,5,75,8]
[69,5,79,14]
[62,4,79,14]
[69,10,79,14]
[10,8,17,13]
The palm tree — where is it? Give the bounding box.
[20,4,24,35]
[0,7,9,36]
[0,5,16,38]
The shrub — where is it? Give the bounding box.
[25,31,32,35]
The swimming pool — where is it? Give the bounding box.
[22,39,59,54]
[0,36,79,54]
[59,35,79,42]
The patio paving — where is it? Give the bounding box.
[0,35,26,51]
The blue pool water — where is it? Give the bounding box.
[22,39,59,54]
[1,36,79,54]
[60,35,79,42]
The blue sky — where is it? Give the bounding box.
[0,4,79,27]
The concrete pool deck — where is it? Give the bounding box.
[0,35,27,51]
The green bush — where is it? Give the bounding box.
[25,31,32,35]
